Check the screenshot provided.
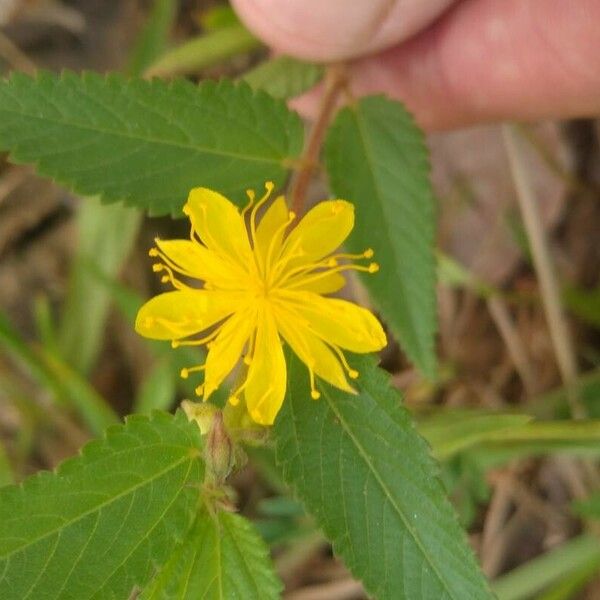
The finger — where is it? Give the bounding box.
[292,0,600,130]
[230,0,457,61]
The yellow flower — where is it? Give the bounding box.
[135,183,386,425]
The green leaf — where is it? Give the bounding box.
[243,56,324,99]
[146,23,260,78]
[0,72,304,215]
[274,353,491,599]
[325,96,437,378]
[0,411,203,599]
[142,507,282,599]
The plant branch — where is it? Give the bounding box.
[290,64,347,215]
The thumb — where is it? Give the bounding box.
[230,0,456,61]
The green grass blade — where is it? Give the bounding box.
[492,534,600,600]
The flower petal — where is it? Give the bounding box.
[135,289,243,340]
[281,200,354,264]
[254,195,289,265]
[185,187,252,266]
[288,271,346,295]
[280,291,387,352]
[203,307,256,399]
[155,239,247,288]
[274,305,355,394]
[244,309,286,425]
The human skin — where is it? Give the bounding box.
[231,0,600,130]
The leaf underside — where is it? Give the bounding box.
[325,96,438,378]
[0,411,203,600]
[0,71,304,215]
[274,353,492,600]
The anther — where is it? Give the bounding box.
[348,369,359,379]
[160,275,170,283]
[171,340,180,348]
[368,263,379,273]
[148,248,159,257]
[311,390,321,400]
[364,248,374,258]
[229,395,240,406]
[194,385,204,396]
[180,368,189,379]
[152,263,163,272]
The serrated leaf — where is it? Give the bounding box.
[0,72,304,215]
[274,353,491,600]
[142,507,282,599]
[325,96,437,377]
[0,411,203,599]
[243,56,324,99]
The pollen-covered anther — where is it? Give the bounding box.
[368,263,379,273]
[152,263,163,272]
[148,248,159,257]
[195,384,204,396]
[229,395,240,406]
[348,369,359,379]
[311,390,321,400]
[363,248,374,258]
[181,365,206,379]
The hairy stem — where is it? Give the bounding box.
[290,64,347,216]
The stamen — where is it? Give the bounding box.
[151,239,201,279]
[194,384,204,396]
[329,344,359,380]
[263,210,296,276]
[283,262,380,290]
[180,365,206,379]
[309,369,320,399]
[154,262,189,290]
[243,329,258,366]
[242,189,256,217]
[249,182,275,250]
[328,248,374,262]
[171,325,223,348]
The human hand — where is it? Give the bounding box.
[232,0,600,130]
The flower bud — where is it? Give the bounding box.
[181,400,217,435]
[205,411,234,483]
